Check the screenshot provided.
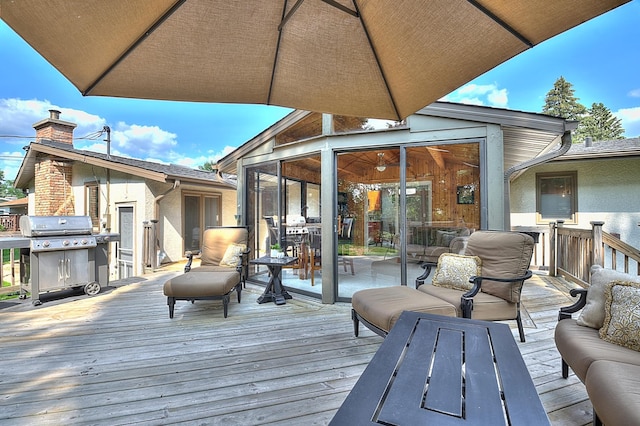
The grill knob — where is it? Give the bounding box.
[42,240,50,248]
[81,239,88,245]
[63,240,70,246]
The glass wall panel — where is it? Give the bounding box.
[336,149,402,298]
[405,143,480,273]
[246,163,278,286]
[279,156,322,295]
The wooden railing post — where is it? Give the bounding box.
[549,222,557,277]
[591,221,604,267]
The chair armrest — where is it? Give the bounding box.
[462,270,534,298]
[184,251,194,273]
[460,270,533,318]
[558,288,588,320]
[415,261,437,288]
[236,249,251,282]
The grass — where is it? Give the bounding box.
[2,248,20,263]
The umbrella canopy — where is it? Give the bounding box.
[0,0,629,120]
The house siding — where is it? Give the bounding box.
[510,157,640,246]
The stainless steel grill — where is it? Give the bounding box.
[19,216,118,305]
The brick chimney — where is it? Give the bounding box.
[33,109,77,145]
[32,110,76,215]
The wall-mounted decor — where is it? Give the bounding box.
[457,185,475,204]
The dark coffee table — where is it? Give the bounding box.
[251,256,296,305]
[331,311,549,425]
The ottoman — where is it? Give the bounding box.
[351,286,457,337]
[163,270,241,318]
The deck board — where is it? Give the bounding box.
[0,269,590,425]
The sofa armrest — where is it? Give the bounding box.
[558,288,588,320]
[460,270,533,318]
[415,261,437,288]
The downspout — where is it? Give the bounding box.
[503,130,573,229]
[152,179,180,269]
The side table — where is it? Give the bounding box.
[251,256,296,305]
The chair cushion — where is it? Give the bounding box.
[555,319,640,382]
[576,265,640,329]
[585,360,640,426]
[465,231,533,303]
[352,286,456,333]
[600,280,640,351]
[163,270,240,298]
[432,253,481,291]
[418,284,517,320]
[200,227,248,267]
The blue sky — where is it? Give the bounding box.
[1,2,639,182]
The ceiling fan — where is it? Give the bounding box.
[375,152,403,171]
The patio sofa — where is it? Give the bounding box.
[421,227,470,263]
[555,265,640,426]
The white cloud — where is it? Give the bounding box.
[441,83,509,108]
[628,89,640,98]
[0,97,207,179]
[615,106,640,137]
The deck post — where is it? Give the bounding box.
[549,222,557,276]
[591,221,604,268]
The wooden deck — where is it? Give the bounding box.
[0,269,593,425]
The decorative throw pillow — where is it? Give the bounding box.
[220,243,246,267]
[432,253,482,291]
[599,280,640,351]
[577,265,640,329]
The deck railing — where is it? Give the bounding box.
[0,214,21,232]
[549,220,640,287]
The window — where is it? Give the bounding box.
[85,181,100,231]
[183,193,222,252]
[536,172,577,224]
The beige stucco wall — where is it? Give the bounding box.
[510,157,640,249]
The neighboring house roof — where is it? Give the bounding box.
[14,140,236,189]
[216,102,576,175]
[553,137,640,161]
[0,198,28,208]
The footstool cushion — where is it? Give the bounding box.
[352,286,457,336]
[164,270,240,297]
[163,270,241,318]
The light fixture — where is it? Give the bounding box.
[376,152,386,172]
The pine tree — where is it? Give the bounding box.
[542,76,587,121]
[574,102,625,143]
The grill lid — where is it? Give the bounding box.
[20,215,93,237]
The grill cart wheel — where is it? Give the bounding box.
[84,282,101,296]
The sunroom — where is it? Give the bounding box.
[216,102,574,303]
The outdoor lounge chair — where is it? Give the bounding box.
[163,226,249,318]
[351,231,534,342]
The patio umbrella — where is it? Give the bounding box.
[0,0,629,120]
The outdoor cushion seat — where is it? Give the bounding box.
[418,284,517,320]
[163,226,249,318]
[351,286,457,337]
[585,360,640,426]
[164,270,241,318]
[554,317,640,382]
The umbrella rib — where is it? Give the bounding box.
[82,0,188,96]
[467,0,533,48]
[353,0,402,120]
[279,0,358,31]
[268,1,291,105]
